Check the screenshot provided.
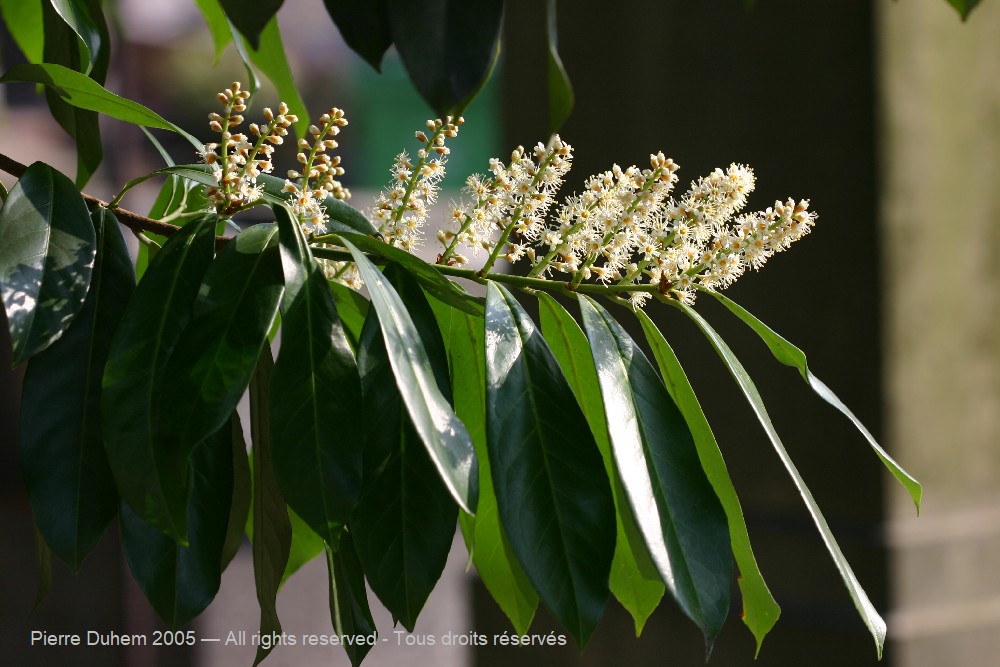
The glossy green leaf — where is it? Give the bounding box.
[352,264,458,631]
[219,0,283,49]
[545,0,574,135]
[387,0,503,115]
[710,291,922,513]
[193,0,233,62]
[485,283,615,647]
[578,296,732,650]
[326,533,377,667]
[120,416,238,628]
[948,0,982,19]
[244,17,308,138]
[0,0,44,63]
[342,237,478,515]
[19,208,132,571]
[157,223,282,466]
[258,173,379,237]
[49,0,102,75]
[328,281,369,349]
[635,308,779,651]
[430,295,539,635]
[221,417,251,570]
[270,206,362,547]
[282,510,326,583]
[676,300,886,658]
[102,215,216,543]
[0,162,96,365]
[248,346,291,667]
[322,0,391,71]
[537,293,664,636]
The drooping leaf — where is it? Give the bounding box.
[545,0,574,135]
[947,0,982,19]
[328,281,369,349]
[221,416,251,571]
[120,416,238,628]
[322,0,392,71]
[578,295,732,650]
[341,238,478,515]
[352,264,458,631]
[635,308,779,652]
[31,520,53,612]
[709,291,922,513]
[219,0,283,49]
[49,0,103,75]
[485,283,616,648]
[675,300,886,658]
[193,0,233,62]
[429,295,539,635]
[102,215,217,543]
[387,0,503,115]
[244,16,308,138]
[326,533,377,667]
[537,293,664,636]
[19,208,132,571]
[270,206,362,548]
[0,0,44,63]
[0,161,95,365]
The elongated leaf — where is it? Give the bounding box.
[352,264,457,631]
[19,208,132,570]
[485,283,615,647]
[0,162,95,365]
[258,173,379,237]
[31,520,53,612]
[387,0,503,115]
[219,0,283,49]
[430,296,539,634]
[102,215,216,543]
[1,0,44,63]
[248,346,291,667]
[193,0,232,61]
[50,0,102,75]
[157,223,282,465]
[635,309,779,651]
[221,416,251,570]
[578,296,732,650]
[270,206,362,547]
[120,416,238,628]
[244,17,308,138]
[676,300,886,658]
[537,293,664,636]
[328,281,369,349]
[342,238,478,514]
[326,533,377,667]
[322,0,391,71]
[545,0,574,134]
[710,291,922,512]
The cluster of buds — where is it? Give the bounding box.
[282,107,350,234]
[370,117,462,252]
[201,82,296,216]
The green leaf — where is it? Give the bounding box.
[947,0,982,19]
[244,16,308,138]
[120,416,238,628]
[49,0,103,75]
[0,63,202,149]
[485,283,616,647]
[387,0,503,115]
[352,264,458,631]
[31,519,53,613]
[635,308,779,652]
[430,295,539,635]
[248,346,291,667]
[219,0,283,49]
[328,281,369,349]
[0,161,96,365]
[156,223,282,467]
[0,0,44,63]
[322,0,392,71]
[270,206,362,547]
[102,215,217,543]
[545,0,574,135]
[258,173,379,237]
[536,293,664,636]
[19,208,132,571]
[221,416,251,571]
[675,300,886,658]
[709,291,922,513]
[193,0,233,62]
[578,296,732,650]
[283,510,326,583]
[342,237,478,515]
[326,533,377,667]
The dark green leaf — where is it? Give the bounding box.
[102,215,217,543]
[31,520,53,613]
[244,17,308,138]
[545,0,574,134]
[675,300,886,658]
[326,534,377,667]
[352,264,458,631]
[222,417,251,570]
[120,416,238,628]
[322,0,392,71]
[537,293,664,636]
[635,308,778,651]
[947,0,982,19]
[342,237,478,515]
[710,291,922,513]
[193,0,233,62]
[270,206,362,547]
[0,0,44,63]
[49,0,103,75]
[219,0,283,49]
[485,283,615,647]
[19,208,132,570]
[328,281,369,349]
[578,295,732,650]
[0,161,95,365]
[430,295,539,634]
[387,0,503,115]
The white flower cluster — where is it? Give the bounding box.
[281,107,350,234]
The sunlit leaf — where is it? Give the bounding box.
[49,0,103,75]
[193,0,233,62]
[545,0,574,134]
[0,0,44,63]
[243,16,308,138]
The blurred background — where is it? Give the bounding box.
[1,0,998,665]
